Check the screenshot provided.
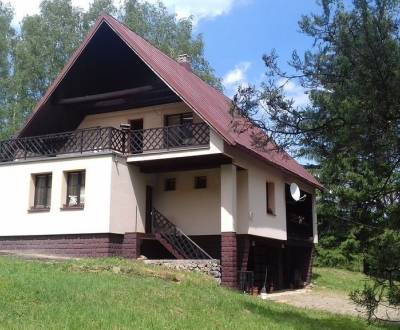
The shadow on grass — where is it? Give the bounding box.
[311,272,321,281]
[240,300,391,330]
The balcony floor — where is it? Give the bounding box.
[129,153,232,173]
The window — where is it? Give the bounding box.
[165,113,194,147]
[266,182,275,215]
[66,171,85,208]
[194,176,207,189]
[33,173,52,209]
[164,178,176,191]
[165,113,193,127]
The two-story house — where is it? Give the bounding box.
[0,14,322,289]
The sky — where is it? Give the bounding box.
[7,0,321,103]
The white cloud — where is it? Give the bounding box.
[8,0,248,26]
[146,0,246,23]
[278,79,309,107]
[222,61,251,96]
[8,0,92,26]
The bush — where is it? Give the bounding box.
[315,245,363,272]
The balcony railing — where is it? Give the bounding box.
[0,123,210,162]
[129,123,210,153]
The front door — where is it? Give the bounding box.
[145,185,153,234]
[130,119,144,153]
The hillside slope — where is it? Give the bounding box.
[0,257,391,329]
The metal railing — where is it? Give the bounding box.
[0,127,125,162]
[0,123,210,162]
[129,123,210,153]
[152,208,212,260]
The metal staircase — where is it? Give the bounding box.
[151,208,212,259]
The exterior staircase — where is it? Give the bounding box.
[151,208,212,259]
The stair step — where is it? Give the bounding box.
[155,233,185,259]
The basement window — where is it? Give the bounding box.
[32,173,52,210]
[266,182,275,215]
[164,178,176,191]
[194,176,207,189]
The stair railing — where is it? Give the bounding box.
[151,208,212,260]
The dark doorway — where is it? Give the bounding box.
[164,113,193,148]
[130,119,144,153]
[145,185,153,234]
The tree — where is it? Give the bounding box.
[0,2,15,139]
[232,0,400,321]
[13,0,85,128]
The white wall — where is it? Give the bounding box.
[0,155,113,236]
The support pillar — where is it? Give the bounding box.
[220,164,238,288]
[122,232,141,258]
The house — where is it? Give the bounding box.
[0,14,322,290]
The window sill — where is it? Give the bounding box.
[28,207,50,213]
[60,204,85,211]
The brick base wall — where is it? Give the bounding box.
[121,232,142,258]
[0,233,141,258]
[221,232,237,288]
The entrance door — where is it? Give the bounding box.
[145,186,153,234]
[130,119,144,153]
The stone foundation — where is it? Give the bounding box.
[144,259,221,282]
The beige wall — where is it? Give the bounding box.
[152,169,221,235]
[0,155,113,236]
[109,160,152,234]
[78,102,201,130]
[226,147,317,241]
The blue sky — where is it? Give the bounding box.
[196,1,321,99]
[9,0,321,102]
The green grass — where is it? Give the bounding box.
[312,267,371,294]
[0,256,393,330]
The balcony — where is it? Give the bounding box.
[0,123,210,163]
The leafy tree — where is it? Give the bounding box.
[232,0,400,321]
[13,0,85,126]
[0,2,15,139]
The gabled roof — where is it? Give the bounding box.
[19,13,323,190]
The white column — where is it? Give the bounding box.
[312,194,318,243]
[220,164,237,232]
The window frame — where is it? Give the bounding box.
[65,170,86,209]
[164,112,193,127]
[194,176,207,189]
[32,173,52,210]
[266,181,276,215]
[164,178,176,191]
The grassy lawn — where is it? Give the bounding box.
[0,256,393,330]
[312,267,370,294]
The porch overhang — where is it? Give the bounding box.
[129,153,232,173]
